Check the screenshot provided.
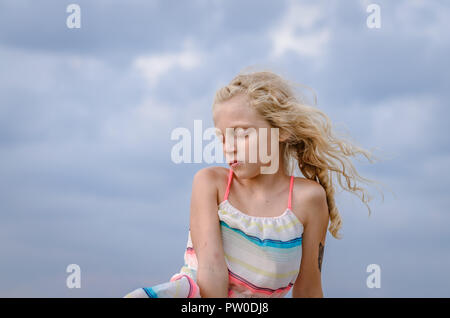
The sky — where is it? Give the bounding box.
[0,0,449,297]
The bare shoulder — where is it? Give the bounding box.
[194,166,219,180]
[193,166,228,202]
[294,177,327,202]
[193,166,227,186]
[291,177,329,227]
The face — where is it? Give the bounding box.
[213,94,283,178]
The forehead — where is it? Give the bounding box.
[213,94,267,129]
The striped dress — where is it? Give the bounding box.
[124,168,303,298]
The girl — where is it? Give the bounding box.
[124,69,381,298]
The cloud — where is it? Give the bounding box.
[0,0,449,298]
[367,94,441,153]
[268,1,330,59]
[393,0,450,45]
[132,38,203,88]
[100,96,178,149]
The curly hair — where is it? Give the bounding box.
[212,67,386,240]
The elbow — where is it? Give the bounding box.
[292,281,324,298]
[292,287,323,298]
[197,263,229,298]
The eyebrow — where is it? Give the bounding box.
[215,123,255,136]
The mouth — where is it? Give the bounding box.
[228,160,243,168]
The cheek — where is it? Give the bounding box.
[245,136,261,163]
[253,133,270,153]
[234,137,247,160]
[247,137,257,152]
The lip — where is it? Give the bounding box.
[228,160,243,167]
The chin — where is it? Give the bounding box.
[231,164,261,179]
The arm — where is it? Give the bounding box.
[189,167,229,298]
[292,184,329,298]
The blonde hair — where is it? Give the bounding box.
[212,68,386,240]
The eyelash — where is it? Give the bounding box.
[216,129,251,142]
[235,128,250,136]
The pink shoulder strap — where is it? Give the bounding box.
[224,168,234,201]
[288,175,294,210]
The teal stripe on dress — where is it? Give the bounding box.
[220,220,302,249]
[143,287,158,298]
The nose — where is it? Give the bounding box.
[222,134,237,152]
[221,131,244,161]
[223,146,237,161]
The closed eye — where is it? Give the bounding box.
[235,128,249,136]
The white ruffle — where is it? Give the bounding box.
[218,200,303,241]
